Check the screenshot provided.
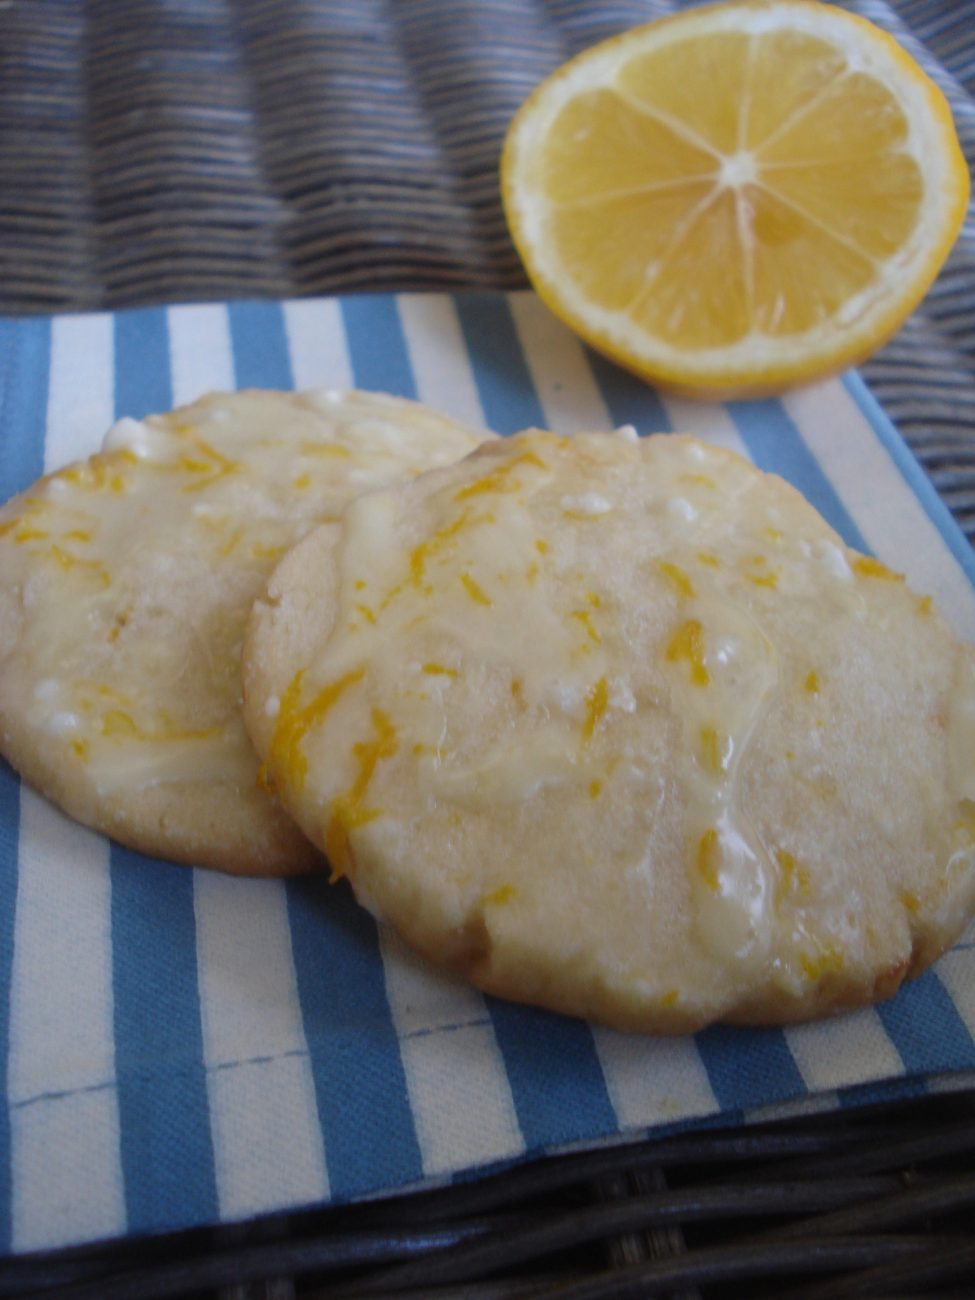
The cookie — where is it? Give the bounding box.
[0,389,489,874]
[243,429,975,1029]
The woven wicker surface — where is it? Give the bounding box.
[1,2,974,1297]
[3,1087,974,1297]
[1,0,974,534]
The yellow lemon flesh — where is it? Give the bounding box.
[501,0,969,397]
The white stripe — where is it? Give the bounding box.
[8,796,115,1100]
[744,1089,840,1124]
[379,928,523,1175]
[783,378,975,642]
[933,949,975,1039]
[167,304,235,404]
[397,294,486,432]
[9,319,125,1248]
[592,1029,718,1129]
[195,876,311,1065]
[660,396,752,459]
[195,873,328,1216]
[507,293,612,434]
[786,1008,904,1091]
[927,1071,975,1096]
[282,298,353,391]
[45,314,115,468]
[9,793,124,1247]
[12,1091,126,1251]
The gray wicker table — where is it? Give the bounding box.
[2,0,973,535]
[1,2,973,1296]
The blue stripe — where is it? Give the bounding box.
[486,1001,617,1150]
[110,311,217,1234]
[842,371,975,591]
[449,295,620,1141]
[583,347,673,435]
[111,849,218,1234]
[875,969,975,1075]
[340,296,416,398]
[286,878,423,1197]
[0,762,20,1253]
[113,308,172,419]
[838,1074,928,1110]
[727,398,869,552]
[0,315,50,1250]
[228,301,295,391]
[694,1024,806,1113]
[454,292,546,434]
[0,316,51,491]
[257,289,424,1196]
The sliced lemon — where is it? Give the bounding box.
[501,0,970,397]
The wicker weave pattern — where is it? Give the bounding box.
[2,0,973,538]
[0,2,682,308]
[3,1089,974,1297]
[0,1,967,300]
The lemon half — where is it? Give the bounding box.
[501,0,970,397]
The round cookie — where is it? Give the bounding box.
[243,429,975,1030]
[0,389,490,874]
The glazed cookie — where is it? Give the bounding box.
[0,389,490,874]
[243,429,975,1029]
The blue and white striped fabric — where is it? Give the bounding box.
[1,290,974,1254]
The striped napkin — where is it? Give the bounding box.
[1,290,973,1255]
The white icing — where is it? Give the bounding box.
[551,683,585,716]
[609,681,636,712]
[47,711,81,734]
[819,541,853,580]
[429,732,590,807]
[87,731,251,797]
[102,417,154,457]
[663,591,780,975]
[667,497,698,522]
[561,492,612,515]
